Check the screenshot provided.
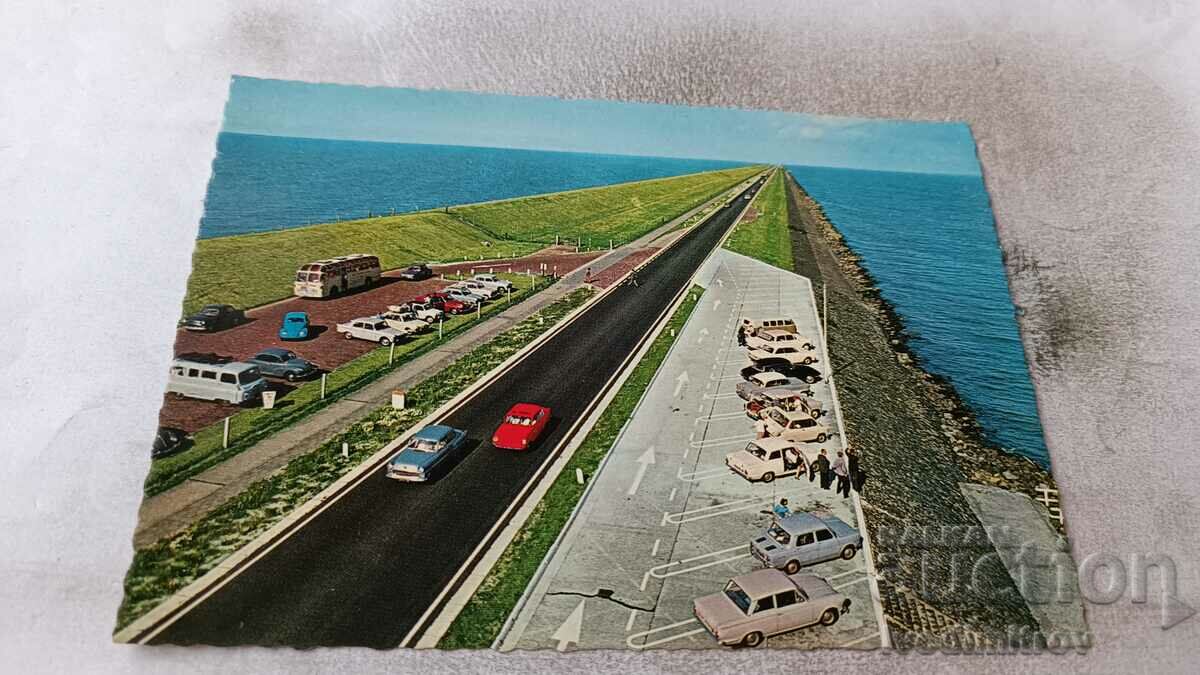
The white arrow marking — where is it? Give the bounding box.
[553,599,586,651]
[713,299,722,311]
[673,371,690,397]
[626,446,656,495]
[697,328,709,345]
[716,278,724,287]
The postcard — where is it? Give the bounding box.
[115,77,1086,652]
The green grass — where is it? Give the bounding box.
[117,287,596,632]
[456,166,762,245]
[723,169,793,271]
[182,166,761,315]
[146,273,548,496]
[437,285,705,649]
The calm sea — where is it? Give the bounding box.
[788,165,1048,466]
[199,133,747,238]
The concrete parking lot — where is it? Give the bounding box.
[500,249,884,651]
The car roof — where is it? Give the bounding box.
[748,436,799,452]
[414,425,455,442]
[733,568,794,597]
[256,347,293,358]
[506,402,545,418]
[777,512,826,535]
[173,358,258,374]
[761,387,800,399]
[762,329,793,337]
[284,311,307,319]
[771,408,809,421]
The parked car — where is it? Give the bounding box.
[694,570,850,647]
[151,426,188,459]
[454,278,502,299]
[746,328,815,353]
[751,512,862,573]
[746,388,824,421]
[472,273,514,291]
[740,363,822,385]
[761,408,832,443]
[416,292,469,315]
[182,304,246,332]
[725,437,815,483]
[399,263,433,281]
[166,358,265,404]
[492,403,551,450]
[378,310,427,336]
[390,302,443,323]
[385,424,469,482]
[246,347,318,382]
[735,371,814,401]
[444,286,486,305]
[748,343,819,368]
[336,316,406,345]
[278,311,310,340]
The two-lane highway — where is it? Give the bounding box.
[148,175,769,647]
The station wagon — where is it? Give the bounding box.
[762,408,831,443]
[751,512,862,574]
[746,328,815,352]
[726,437,816,483]
[747,388,823,420]
[735,371,813,401]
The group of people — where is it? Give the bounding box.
[806,446,865,498]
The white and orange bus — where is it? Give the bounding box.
[293,254,382,298]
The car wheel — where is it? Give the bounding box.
[285,372,297,382]
[820,608,839,626]
[424,316,435,323]
[784,559,801,575]
[816,433,827,443]
[761,472,775,483]
[804,375,817,383]
[380,337,392,346]
[841,545,857,560]
[811,411,821,420]
[741,631,764,648]
[344,332,354,340]
[803,357,813,365]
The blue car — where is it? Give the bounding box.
[386,424,469,482]
[279,311,310,340]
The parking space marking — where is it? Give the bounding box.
[702,391,741,400]
[668,487,677,502]
[840,631,880,648]
[648,545,749,582]
[625,609,638,632]
[688,433,754,449]
[676,466,729,483]
[833,575,870,591]
[651,538,661,557]
[694,410,746,425]
[626,618,707,650]
[663,494,801,525]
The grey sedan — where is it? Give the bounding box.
[246,348,318,382]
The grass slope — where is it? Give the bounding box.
[723,169,793,270]
[437,285,704,649]
[455,166,761,244]
[183,165,761,314]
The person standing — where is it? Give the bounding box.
[737,319,750,347]
[847,446,864,493]
[832,450,850,498]
[816,448,832,488]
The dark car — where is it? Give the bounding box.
[740,363,822,385]
[151,426,188,459]
[246,347,318,382]
[182,304,247,332]
[399,263,433,281]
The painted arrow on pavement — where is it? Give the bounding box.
[626,446,656,496]
[553,599,586,651]
[673,371,690,398]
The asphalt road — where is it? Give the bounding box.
[151,177,767,647]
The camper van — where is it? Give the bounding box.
[166,358,266,404]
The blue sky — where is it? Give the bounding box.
[222,76,982,176]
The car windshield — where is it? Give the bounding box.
[746,443,766,459]
[723,581,752,614]
[769,524,791,545]
[769,409,788,425]
[201,308,220,316]
[237,369,260,384]
[287,316,305,323]
[410,439,442,453]
[506,415,533,426]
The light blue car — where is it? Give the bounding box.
[279,311,310,340]
[386,424,469,482]
[751,512,862,574]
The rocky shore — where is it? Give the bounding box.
[783,171,1068,649]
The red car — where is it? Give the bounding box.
[492,403,552,450]
[417,292,469,315]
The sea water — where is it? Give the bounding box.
[788,165,1048,466]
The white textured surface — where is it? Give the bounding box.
[1,0,1198,672]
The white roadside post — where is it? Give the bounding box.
[262,390,276,410]
[476,300,482,320]
[392,389,406,409]
[438,317,444,340]
[506,285,512,305]
[342,442,349,459]
[320,373,327,399]
[222,416,230,449]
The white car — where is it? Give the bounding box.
[336,316,406,345]
[453,279,501,300]
[389,303,442,323]
[378,310,427,335]
[445,286,486,305]
[472,274,514,292]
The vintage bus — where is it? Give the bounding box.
[293,254,382,299]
